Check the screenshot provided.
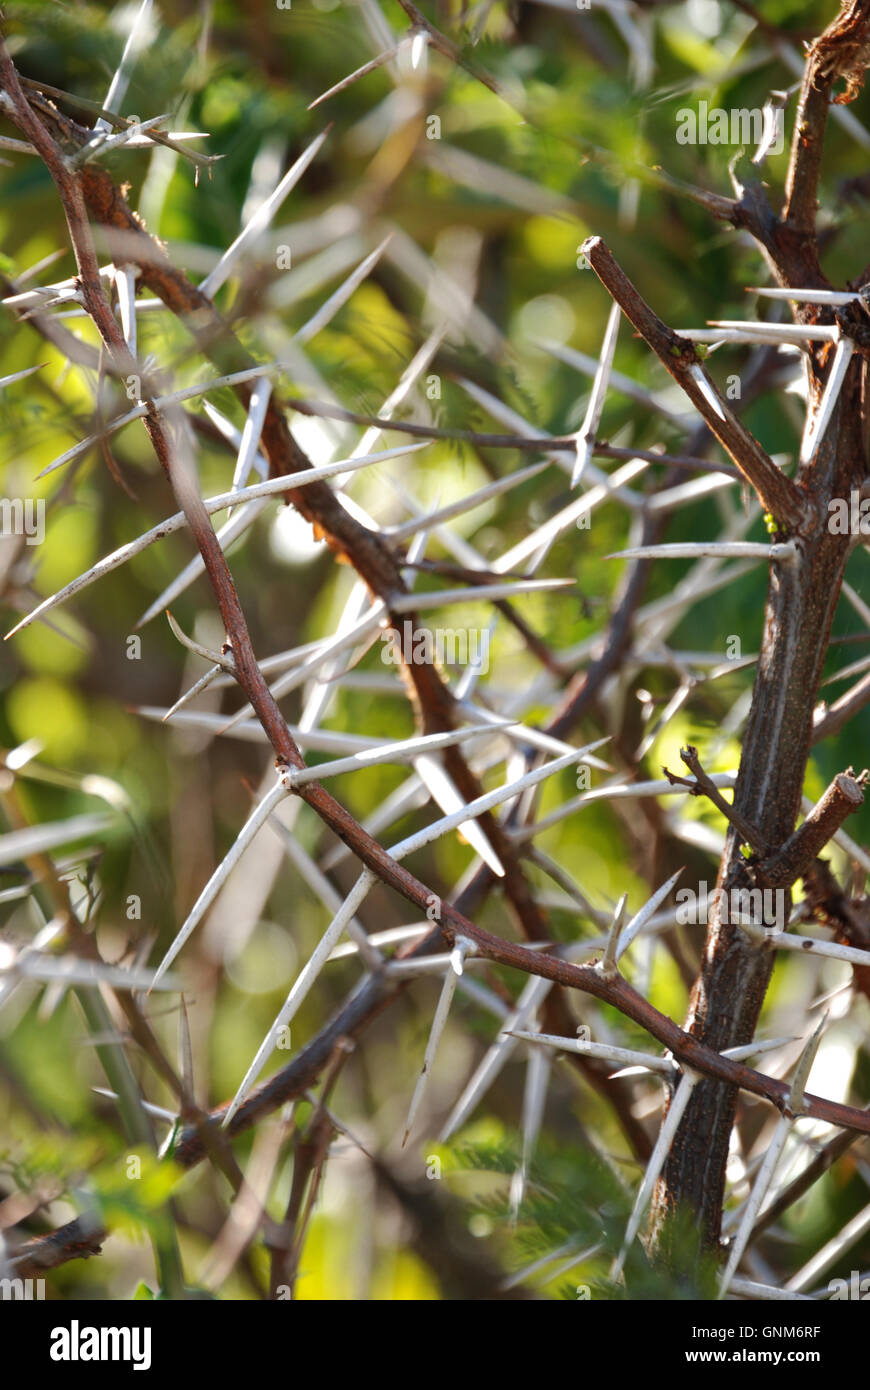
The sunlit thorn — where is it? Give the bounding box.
[222,871,377,1126]
[7,442,427,640]
[616,868,684,963]
[148,774,292,993]
[510,1038,551,1218]
[403,936,476,1148]
[687,362,727,421]
[414,753,505,878]
[0,362,48,390]
[199,128,331,300]
[94,0,154,135]
[599,892,628,978]
[612,1066,702,1281]
[572,300,621,488]
[507,1030,674,1075]
[607,541,797,565]
[410,30,428,70]
[800,334,854,465]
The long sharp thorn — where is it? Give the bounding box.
[265,815,382,968]
[800,336,854,465]
[508,1030,674,1074]
[115,266,137,356]
[439,975,553,1140]
[228,378,272,504]
[390,578,574,611]
[94,0,153,132]
[687,363,727,421]
[494,456,649,573]
[200,128,330,299]
[616,868,683,962]
[308,44,404,110]
[0,362,47,390]
[759,932,870,969]
[386,460,550,542]
[572,300,621,488]
[599,893,627,977]
[787,1013,827,1115]
[222,871,377,1126]
[138,500,268,630]
[608,541,797,563]
[403,937,476,1147]
[718,1113,792,1298]
[387,739,611,862]
[785,1198,870,1294]
[7,443,427,639]
[296,236,392,344]
[280,723,512,789]
[510,1041,551,1214]
[612,1068,701,1280]
[707,320,839,340]
[149,777,290,992]
[414,753,505,877]
[747,287,861,305]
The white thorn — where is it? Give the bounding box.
[687,363,727,421]
[616,868,684,962]
[414,753,505,878]
[599,893,627,977]
[572,300,621,488]
[94,0,154,132]
[149,777,290,991]
[608,541,797,564]
[508,1030,674,1074]
[8,443,427,638]
[223,870,377,1126]
[403,937,475,1146]
[800,335,854,465]
[612,1068,702,1279]
[200,128,330,299]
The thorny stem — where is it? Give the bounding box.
[648,0,870,1259]
[5,1,870,1289]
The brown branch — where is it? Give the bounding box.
[393,0,509,103]
[12,905,870,1279]
[579,237,812,534]
[7,18,870,1290]
[758,769,867,888]
[663,744,770,855]
[0,56,557,945]
[784,1,870,239]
